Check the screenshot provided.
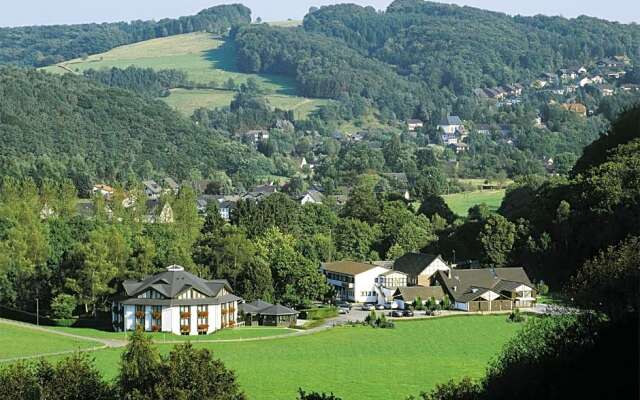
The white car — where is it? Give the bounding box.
[361,304,375,311]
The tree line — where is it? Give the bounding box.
[0,4,252,67]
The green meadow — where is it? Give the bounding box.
[443,190,506,217]
[28,315,522,400]
[42,32,327,117]
[0,323,98,360]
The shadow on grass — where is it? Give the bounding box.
[202,36,298,96]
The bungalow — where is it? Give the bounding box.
[437,116,465,134]
[392,286,445,309]
[112,265,241,335]
[393,253,451,286]
[434,267,536,312]
[320,261,407,304]
[407,119,424,131]
[238,300,298,327]
[143,180,162,200]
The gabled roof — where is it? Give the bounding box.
[302,190,325,203]
[122,265,232,300]
[436,267,533,303]
[393,253,445,276]
[393,286,444,301]
[143,180,162,194]
[163,177,179,190]
[259,304,298,316]
[321,261,386,276]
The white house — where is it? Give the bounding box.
[393,253,451,286]
[143,180,162,200]
[300,189,325,205]
[407,119,424,131]
[437,116,465,134]
[112,265,241,335]
[92,184,115,199]
[320,261,407,304]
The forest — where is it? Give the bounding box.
[0,4,251,67]
[0,67,275,190]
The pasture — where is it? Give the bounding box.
[41,315,520,400]
[42,32,326,117]
[443,190,506,217]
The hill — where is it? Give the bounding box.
[43,32,330,117]
[0,67,274,185]
[0,4,251,67]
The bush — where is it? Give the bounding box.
[507,309,525,323]
[536,281,549,296]
[298,307,338,320]
[50,294,76,320]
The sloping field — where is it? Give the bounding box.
[42,32,327,117]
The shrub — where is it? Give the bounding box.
[507,309,525,323]
[151,324,161,332]
[536,280,549,296]
[50,294,76,320]
[152,311,162,320]
[414,296,425,311]
[135,311,145,319]
[180,325,190,333]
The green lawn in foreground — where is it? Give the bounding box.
[47,326,296,342]
[0,323,97,360]
[443,190,506,216]
[55,316,519,400]
[41,32,325,116]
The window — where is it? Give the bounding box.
[179,305,190,335]
[151,305,162,332]
[197,305,208,335]
[135,305,145,329]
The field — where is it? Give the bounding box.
[41,32,327,117]
[38,315,521,400]
[443,190,506,216]
[0,322,98,361]
[47,325,297,342]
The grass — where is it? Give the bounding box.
[47,315,520,400]
[41,32,325,117]
[47,326,296,342]
[0,323,97,360]
[443,190,506,217]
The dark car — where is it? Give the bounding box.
[336,301,351,310]
[391,310,403,317]
[402,309,414,317]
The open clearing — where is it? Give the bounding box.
[443,190,506,216]
[42,315,519,400]
[42,32,327,117]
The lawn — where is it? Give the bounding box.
[53,315,520,400]
[41,32,325,116]
[443,190,506,217]
[47,326,297,342]
[0,322,97,361]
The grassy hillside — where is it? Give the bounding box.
[43,32,328,117]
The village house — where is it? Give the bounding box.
[143,180,162,200]
[434,267,536,312]
[163,177,179,194]
[92,184,115,199]
[320,261,408,304]
[238,300,298,327]
[437,116,465,134]
[196,195,240,221]
[407,119,424,131]
[561,103,588,116]
[112,265,241,335]
[300,189,325,205]
[392,253,451,286]
[242,129,269,146]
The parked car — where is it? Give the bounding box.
[402,310,414,317]
[336,301,351,310]
[338,307,349,315]
[375,304,385,310]
[391,310,403,317]
[361,304,375,311]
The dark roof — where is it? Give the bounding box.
[393,253,443,276]
[248,299,274,311]
[436,267,533,303]
[393,286,445,301]
[121,265,233,300]
[259,304,298,316]
[119,294,241,306]
[439,116,463,125]
[321,261,384,276]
